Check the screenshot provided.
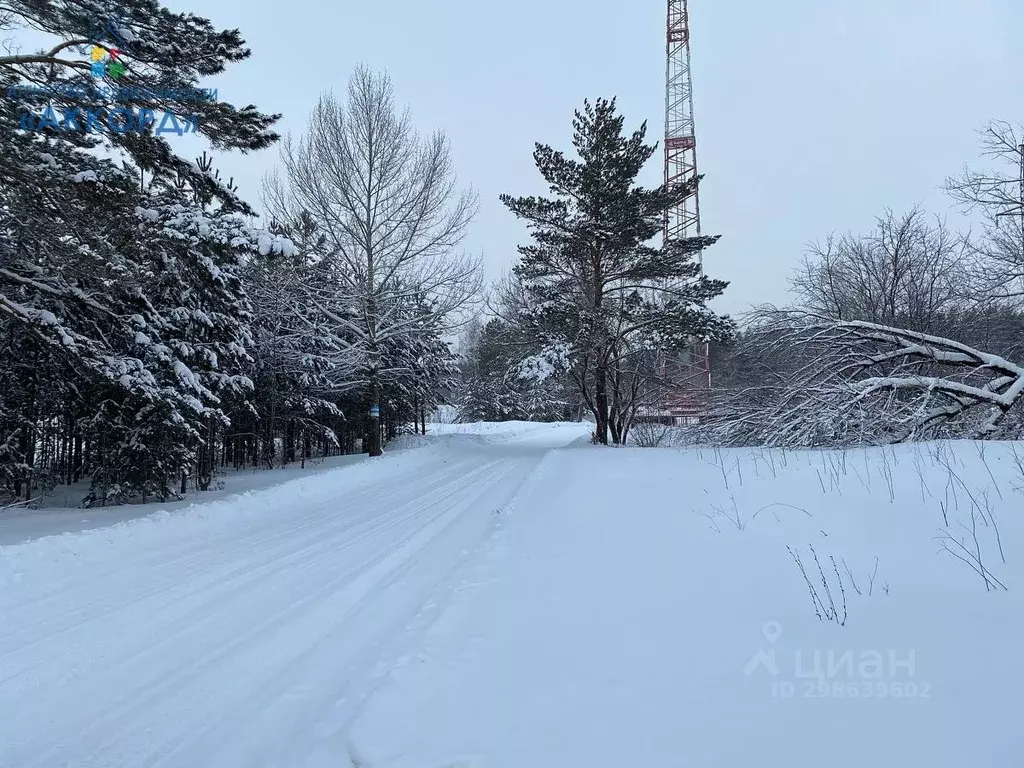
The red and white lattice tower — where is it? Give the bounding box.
[660,0,710,421]
[665,0,700,246]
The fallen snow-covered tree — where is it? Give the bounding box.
[701,314,1024,447]
[830,320,1024,437]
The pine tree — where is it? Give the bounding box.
[4,1,279,207]
[500,98,733,444]
[456,318,572,423]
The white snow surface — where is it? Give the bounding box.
[0,421,590,767]
[350,440,1024,768]
[0,452,374,545]
[2,428,1023,767]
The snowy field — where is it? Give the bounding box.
[351,439,1024,767]
[2,424,1022,767]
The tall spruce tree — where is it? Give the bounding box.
[500,98,732,444]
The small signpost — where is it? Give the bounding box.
[368,403,382,456]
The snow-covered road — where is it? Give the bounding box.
[0,422,590,768]
[8,428,1020,768]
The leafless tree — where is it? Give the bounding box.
[944,120,1024,213]
[700,124,1024,447]
[967,217,1024,304]
[945,121,1024,307]
[263,65,481,456]
[790,207,971,334]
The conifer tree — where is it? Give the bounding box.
[500,98,733,444]
[455,317,574,423]
[2,0,279,206]
[0,1,287,503]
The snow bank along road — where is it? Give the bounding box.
[0,422,591,768]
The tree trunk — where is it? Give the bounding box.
[284,419,296,465]
[72,430,82,483]
[197,416,214,491]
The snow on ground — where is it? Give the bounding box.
[0,421,578,545]
[0,421,590,768]
[427,420,589,442]
[350,440,1024,768]
[0,453,373,545]
[3,426,1022,767]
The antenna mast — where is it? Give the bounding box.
[665,0,701,246]
[661,0,711,421]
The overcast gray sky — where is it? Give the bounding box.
[188,0,1023,316]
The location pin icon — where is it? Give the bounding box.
[762,621,782,644]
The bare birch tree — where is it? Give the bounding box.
[263,65,481,456]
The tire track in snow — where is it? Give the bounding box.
[59,461,515,768]
[140,460,529,768]
[0,453,482,647]
[0,429,585,768]
[0,457,488,684]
